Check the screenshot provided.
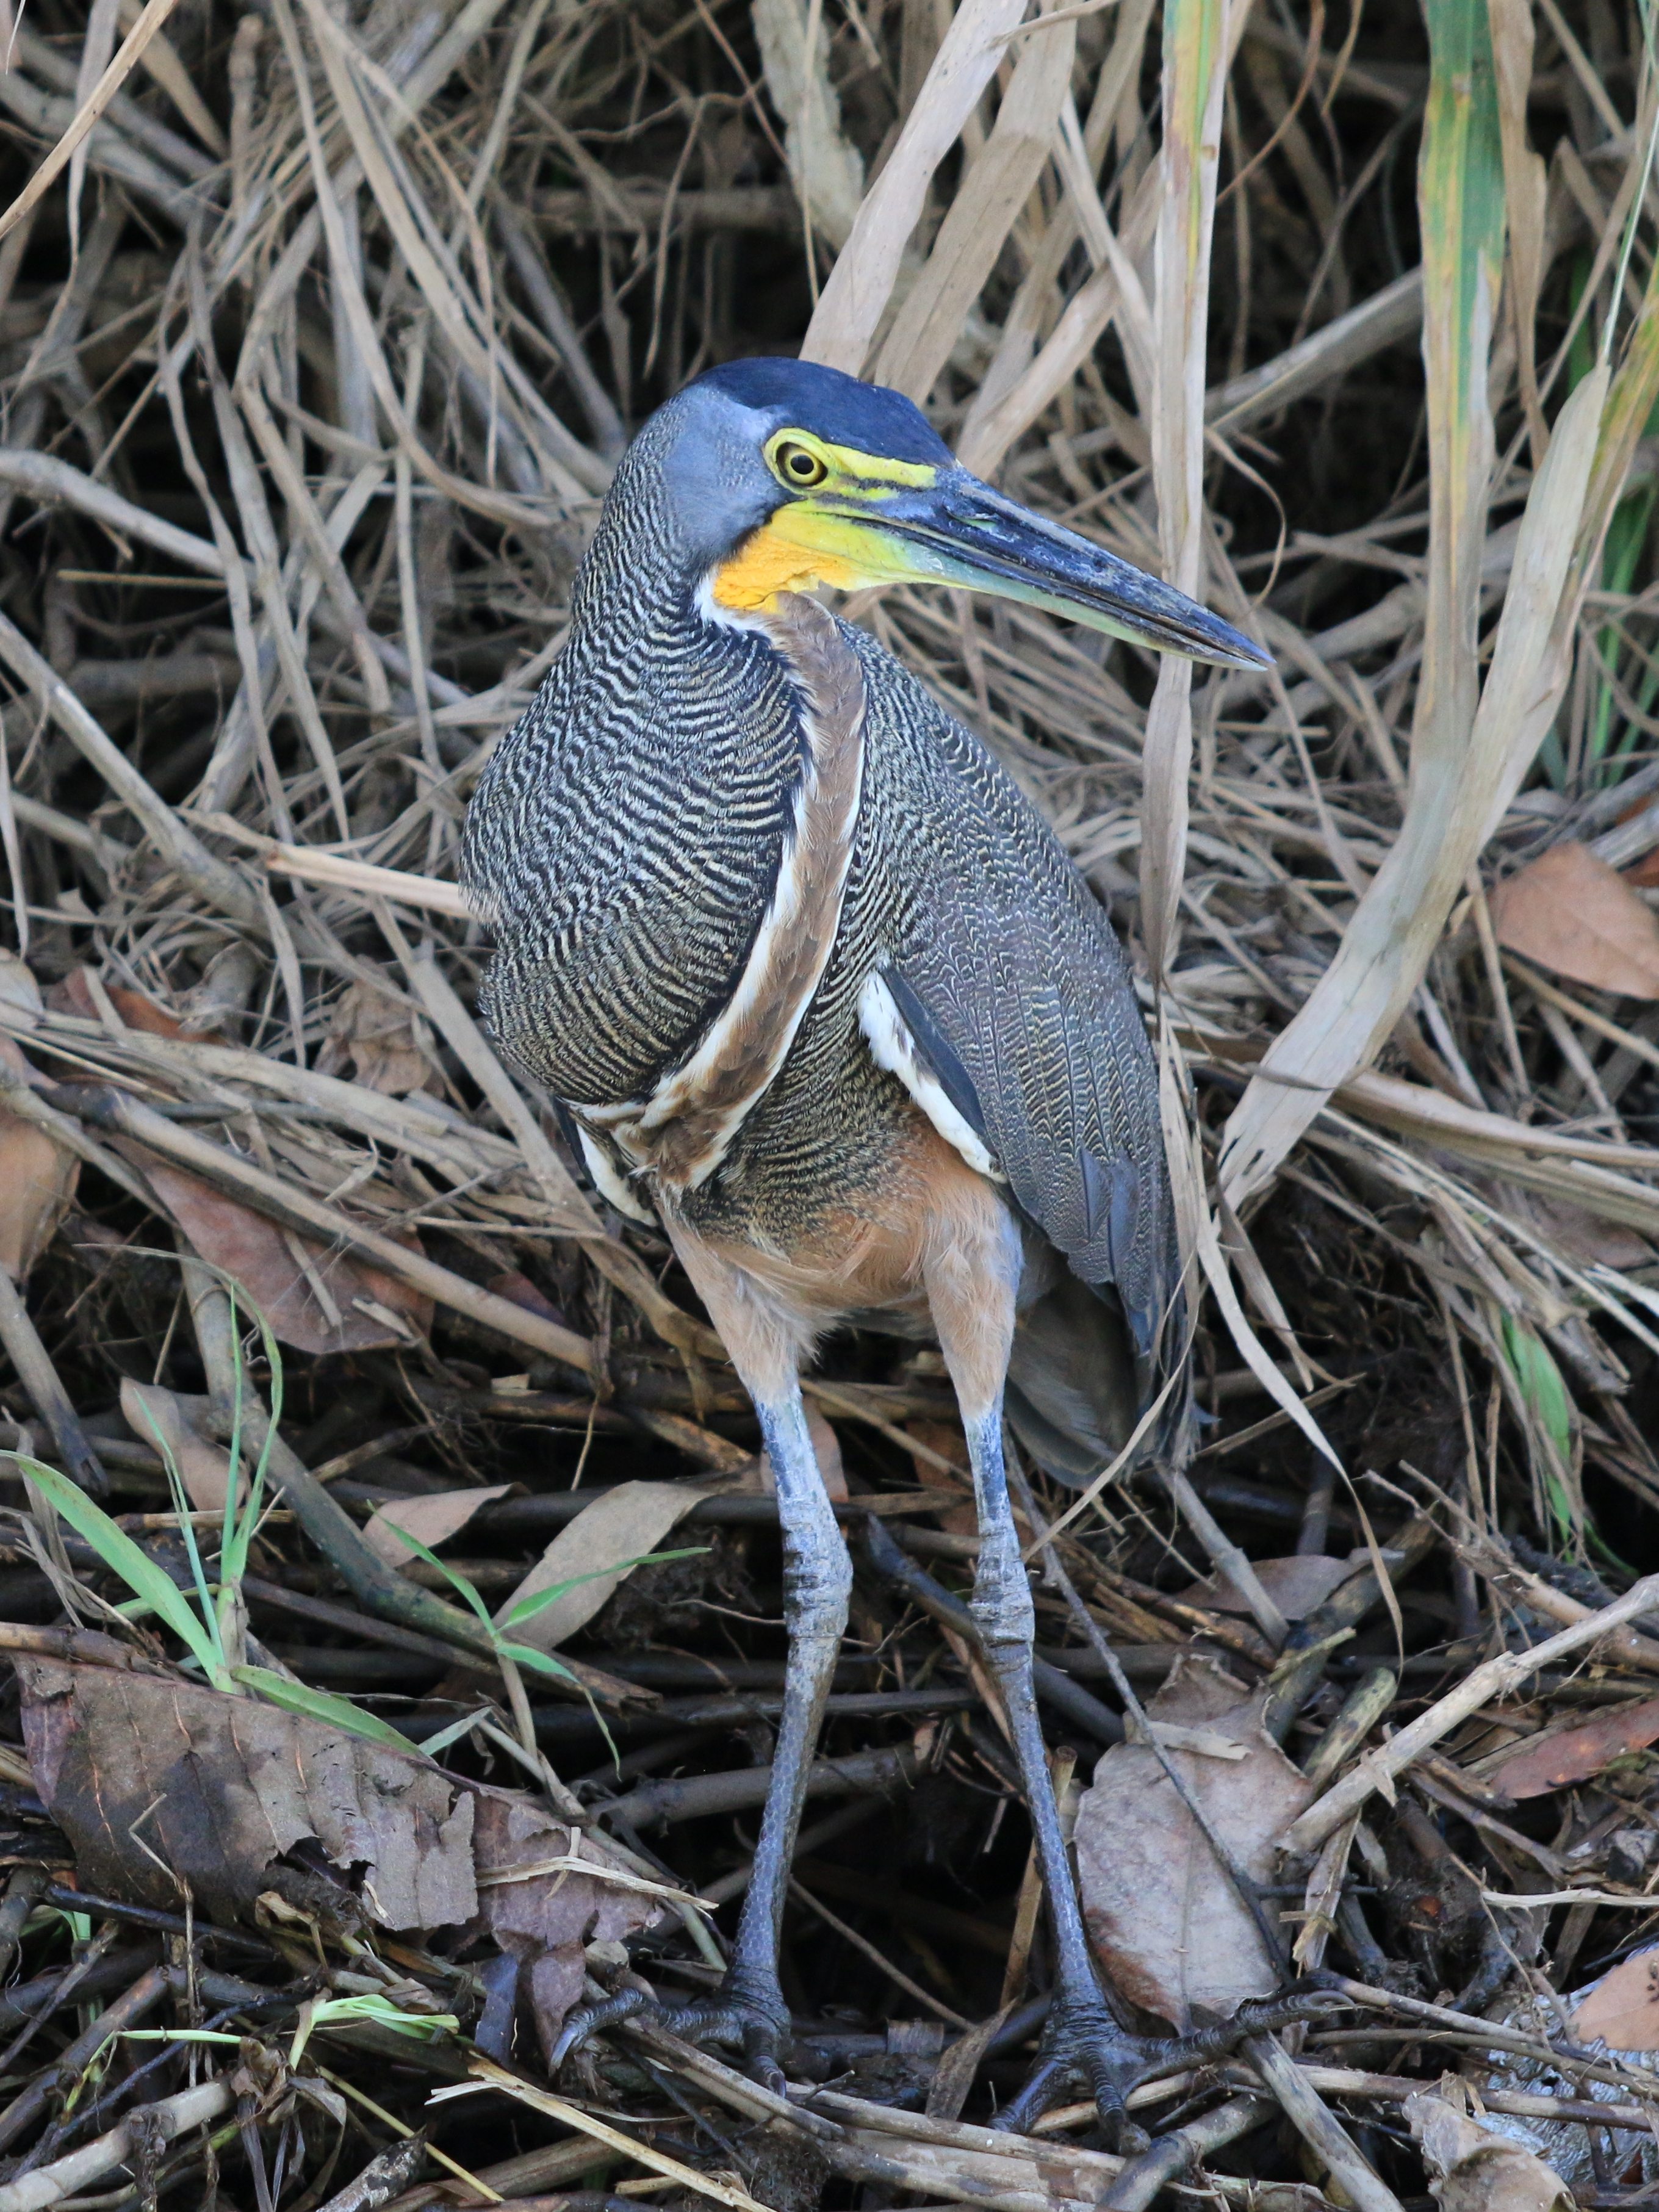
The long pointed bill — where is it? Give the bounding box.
[772,466,1270,671]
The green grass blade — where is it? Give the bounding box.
[19,1457,225,1680]
[494,1638,576,1682]
[123,1395,224,1677]
[500,1548,707,1630]
[1500,1315,1580,1546]
[380,1520,496,1627]
[231,1665,422,1754]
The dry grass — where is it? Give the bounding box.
[0,0,1656,2197]
[0,0,1649,1539]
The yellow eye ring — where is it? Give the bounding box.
[772,438,829,490]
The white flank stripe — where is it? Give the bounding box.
[858,971,1003,1181]
[575,1123,657,1223]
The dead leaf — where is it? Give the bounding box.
[316,980,434,1096]
[1520,1197,1654,1271]
[905,1419,976,1533]
[470,1792,670,2066]
[128,1152,433,1355]
[1571,1944,1659,2050]
[1073,1655,1314,2031]
[1486,1696,1659,1801]
[1488,843,1659,998]
[1180,1555,1359,1620]
[0,1053,77,1278]
[487,1270,570,1329]
[1405,2088,1571,2211]
[48,965,186,1035]
[364,1484,514,1569]
[119,1380,232,1510]
[19,1655,474,1927]
[16,1658,661,2050]
[495,1479,713,1655]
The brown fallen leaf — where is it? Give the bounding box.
[16,1658,661,2047]
[1180,1555,1359,1621]
[1518,1195,1655,1270]
[905,1419,976,1533]
[1486,1696,1659,1801]
[488,1270,572,1330]
[317,979,434,1097]
[495,1479,714,1655]
[0,956,78,1278]
[1072,1655,1313,2031]
[1488,843,1659,998]
[1405,2087,1571,2211]
[364,1484,515,1569]
[126,1151,433,1356]
[119,1380,232,1510]
[1570,1943,1659,2050]
[48,964,187,1036]
[470,1791,675,2064]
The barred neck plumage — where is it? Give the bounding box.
[462,413,832,1119]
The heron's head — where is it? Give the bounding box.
[646,356,1268,671]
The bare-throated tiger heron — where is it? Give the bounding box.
[463,358,1272,2138]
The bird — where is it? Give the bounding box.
[462,356,1270,2138]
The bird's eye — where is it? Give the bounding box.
[774,439,828,488]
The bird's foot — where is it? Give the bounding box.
[551,1972,793,2095]
[991,1986,1345,2149]
[993,1995,1160,2150]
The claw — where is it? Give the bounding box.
[550,1984,651,2068]
[552,1976,793,2092]
[991,1999,1155,2148]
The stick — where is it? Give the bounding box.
[45,1078,595,1377]
[1245,2034,1404,2212]
[267,845,471,917]
[1103,2094,1269,2212]
[1284,1571,1659,1851]
[0,1270,109,1495]
[0,0,192,249]
[0,1961,171,2157]
[0,2073,230,2212]
[1467,1540,1659,1670]
[0,613,259,928]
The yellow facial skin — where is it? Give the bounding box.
[712,431,937,611]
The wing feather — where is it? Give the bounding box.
[844,630,1186,1449]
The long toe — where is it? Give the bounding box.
[992,2056,1069,2136]
[740,2014,788,2097]
[555,1976,794,2092]
[550,1986,652,2067]
[993,2001,1152,2147]
[659,1987,792,2083]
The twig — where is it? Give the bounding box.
[0,1272,108,1495]
[0,2072,230,2212]
[1285,1571,1659,1851]
[1103,2093,1269,2211]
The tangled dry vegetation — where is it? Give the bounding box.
[2,0,1659,2205]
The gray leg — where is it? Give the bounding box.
[962,1402,1150,2142]
[709,1391,851,2070]
[554,1233,850,2091]
[923,1186,1152,2142]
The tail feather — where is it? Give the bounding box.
[1006,1269,1192,1486]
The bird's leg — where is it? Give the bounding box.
[960,1400,1157,2142]
[554,1239,849,2092]
[926,1201,1154,2146]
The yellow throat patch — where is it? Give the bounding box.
[711,436,937,611]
